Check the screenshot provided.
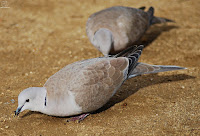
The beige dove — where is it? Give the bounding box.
[15,45,185,121]
[86,6,173,55]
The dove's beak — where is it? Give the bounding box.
[15,105,24,116]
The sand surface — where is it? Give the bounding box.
[0,0,199,135]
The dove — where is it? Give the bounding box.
[15,45,185,121]
[86,6,173,55]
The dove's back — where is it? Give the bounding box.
[87,6,150,54]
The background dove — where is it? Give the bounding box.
[86,6,173,55]
[15,45,185,121]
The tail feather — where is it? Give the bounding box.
[151,17,175,24]
[147,7,174,25]
[114,46,186,79]
[128,62,186,78]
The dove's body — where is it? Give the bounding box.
[87,6,172,55]
[16,46,185,117]
[43,57,128,116]
[17,57,130,116]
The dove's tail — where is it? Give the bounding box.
[147,7,174,25]
[128,62,186,79]
[151,16,174,24]
[114,45,186,79]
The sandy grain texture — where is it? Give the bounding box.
[0,0,199,135]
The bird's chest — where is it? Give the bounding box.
[43,90,82,116]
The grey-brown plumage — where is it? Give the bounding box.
[15,46,185,118]
[86,6,173,55]
[44,48,134,114]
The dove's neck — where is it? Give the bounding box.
[32,87,47,112]
[93,28,113,55]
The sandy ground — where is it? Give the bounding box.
[0,0,199,135]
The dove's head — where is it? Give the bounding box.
[93,28,113,56]
[15,87,46,116]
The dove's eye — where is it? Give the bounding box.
[26,99,29,102]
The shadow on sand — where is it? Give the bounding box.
[94,73,194,114]
[135,24,178,47]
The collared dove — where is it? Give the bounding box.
[15,45,185,121]
[86,6,173,55]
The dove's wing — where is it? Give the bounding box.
[74,45,144,112]
[44,57,129,113]
[72,57,129,113]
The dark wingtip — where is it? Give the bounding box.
[149,6,154,11]
[138,6,146,10]
[148,7,154,16]
[114,45,144,58]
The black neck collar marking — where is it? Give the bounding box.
[44,96,47,106]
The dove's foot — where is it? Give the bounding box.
[67,113,90,123]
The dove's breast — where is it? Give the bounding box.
[42,89,82,116]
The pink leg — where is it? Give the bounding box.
[67,113,90,123]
